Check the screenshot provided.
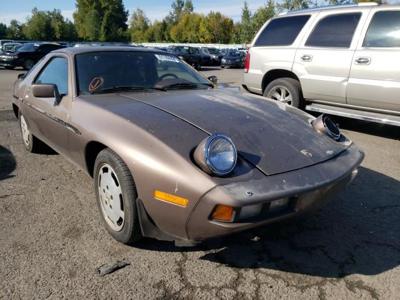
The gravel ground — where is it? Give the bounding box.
[0,68,399,299]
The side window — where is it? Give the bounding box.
[254,15,310,47]
[306,13,361,48]
[35,57,68,95]
[363,11,400,48]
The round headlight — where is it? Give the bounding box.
[194,133,237,176]
[312,114,341,141]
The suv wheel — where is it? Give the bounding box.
[264,78,303,108]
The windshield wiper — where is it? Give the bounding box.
[91,85,164,94]
[154,81,213,91]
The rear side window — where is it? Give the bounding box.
[363,11,400,47]
[254,15,310,47]
[306,13,361,48]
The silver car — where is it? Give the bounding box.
[243,3,400,126]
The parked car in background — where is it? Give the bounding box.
[0,42,65,70]
[207,47,223,65]
[0,39,13,50]
[221,49,245,68]
[168,45,202,69]
[243,3,400,126]
[2,42,23,53]
[12,46,363,245]
[199,47,218,66]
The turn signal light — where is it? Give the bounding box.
[211,205,235,222]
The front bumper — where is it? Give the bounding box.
[186,144,364,241]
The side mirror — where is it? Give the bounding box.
[208,75,218,85]
[18,73,26,80]
[32,84,61,104]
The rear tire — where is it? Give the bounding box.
[263,78,303,108]
[94,148,142,245]
[19,113,44,153]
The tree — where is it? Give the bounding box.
[6,20,24,39]
[252,0,275,34]
[199,12,234,43]
[170,13,203,43]
[129,9,150,42]
[0,23,7,39]
[183,0,194,14]
[146,20,169,42]
[279,0,310,11]
[240,1,253,43]
[73,0,128,41]
[23,8,53,40]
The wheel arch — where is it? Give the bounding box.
[85,141,108,177]
[262,69,301,94]
[12,103,19,119]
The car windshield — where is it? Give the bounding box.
[17,43,38,52]
[75,51,212,95]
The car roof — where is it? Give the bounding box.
[281,3,400,17]
[53,46,168,56]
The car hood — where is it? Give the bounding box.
[117,89,349,176]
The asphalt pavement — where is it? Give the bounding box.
[1,67,399,299]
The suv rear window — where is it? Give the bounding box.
[254,15,310,47]
[363,11,400,48]
[306,13,361,48]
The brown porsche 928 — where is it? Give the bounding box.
[12,47,364,246]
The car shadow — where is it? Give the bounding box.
[0,146,16,180]
[337,117,400,140]
[137,166,400,278]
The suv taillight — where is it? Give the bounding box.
[244,51,250,73]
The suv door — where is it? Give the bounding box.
[24,55,72,154]
[347,9,400,113]
[294,11,366,104]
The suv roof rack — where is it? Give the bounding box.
[280,2,379,16]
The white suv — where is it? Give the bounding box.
[243,3,400,126]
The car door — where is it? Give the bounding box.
[24,55,72,154]
[347,9,400,113]
[294,10,367,104]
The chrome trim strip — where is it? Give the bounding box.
[25,102,81,135]
[306,104,400,127]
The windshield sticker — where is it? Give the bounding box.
[89,77,104,94]
[155,54,180,63]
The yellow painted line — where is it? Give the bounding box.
[154,190,189,207]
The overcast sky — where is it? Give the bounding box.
[0,0,275,25]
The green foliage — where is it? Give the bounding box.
[279,0,310,11]
[170,13,203,43]
[239,1,254,43]
[0,23,7,39]
[129,8,150,42]
[22,8,76,41]
[199,12,234,44]
[6,20,25,40]
[5,0,366,44]
[74,0,128,41]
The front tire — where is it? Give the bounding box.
[263,78,303,108]
[94,149,142,245]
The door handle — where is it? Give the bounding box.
[355,57,371,65]
[301,54,313,62]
